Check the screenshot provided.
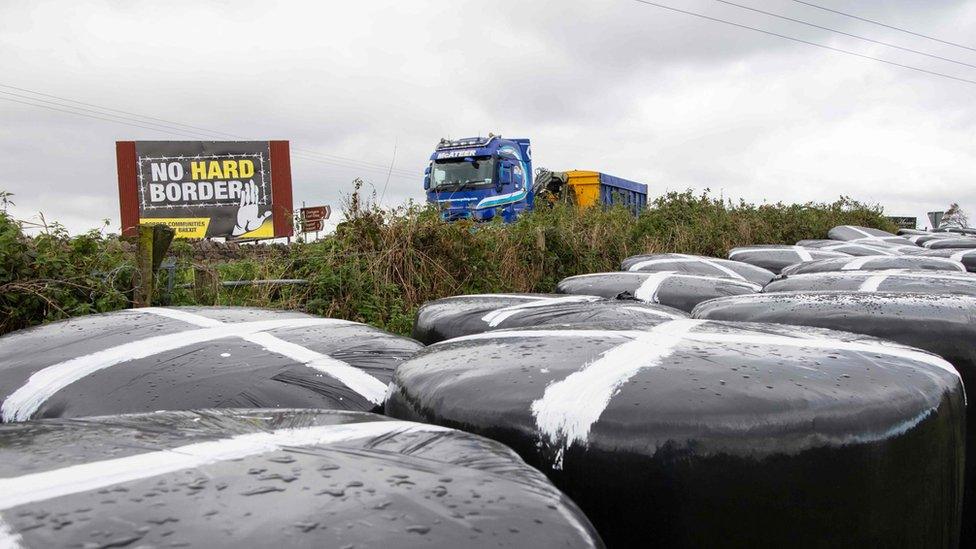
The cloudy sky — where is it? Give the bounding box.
[2,0,975,234]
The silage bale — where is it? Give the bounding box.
[919,249,976,273]
[779,255,966,276]
[386,320,964,547]
[0,307,420,422]
[827,225,898,241]
[763,269,976,296]
[0,408,602,548]
[813,242,901,256]
[924,237,976,250]
[411,293,685,345]
[692,291,976,543]
[619,253,775,285]
[726,245,849,274]
[555,272,761,312]
[905,233,957,246]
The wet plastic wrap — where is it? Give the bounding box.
[0,307,422,422]
[763,269,976,296]
[920,249,976,273]
[386,321,964,547]
[555,272,761,312]
[923,237,976,250]
[779,255,966,276]
[848,236,918,248]
[827,225,898,241]
[412,294,686,345]
[618,253,775,285]
[0,408,602,548]
[692,291,976,543]
[726,245,849,274]
[905,233,958,246]
[796,240,900,256]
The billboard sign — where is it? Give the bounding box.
[116,141,293,239]
[886,216,917,230]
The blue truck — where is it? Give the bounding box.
[424,135,647,222]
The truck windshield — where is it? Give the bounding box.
[431,158,494,191]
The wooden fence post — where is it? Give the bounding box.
[193,265,219,305]
[133,224,175,308]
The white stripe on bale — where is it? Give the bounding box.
[822,244,897,256]
[563,272,762,292]
[794,246,813,261]
[143,308,389,405]
[627,254,748,281]
[0,518,22,549]
[728,247,814,261]
[511,319,958,468]
[786,269,976,282]
[951,250,975,261]
[841,256,878,270]
[481,295,602,327]
[449,325,957,379]
[530,319,705,469]
[633,272,674,302]
[439,294,542,301]
[0,421,450,512]
[858,274,889,292]
[843,225,875,238]
[621,306,685,319]
[0,311,389,422]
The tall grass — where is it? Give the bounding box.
[1,189,894,336]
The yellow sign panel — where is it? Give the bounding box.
[138,218,211,239]
[238,218,274,239]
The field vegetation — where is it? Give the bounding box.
[0,186,895,336]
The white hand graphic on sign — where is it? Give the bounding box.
[232,180,272,236]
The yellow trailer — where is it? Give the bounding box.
[559,170,648,212]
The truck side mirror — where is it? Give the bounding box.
[423,166,431,190]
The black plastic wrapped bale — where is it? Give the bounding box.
[555,272,761,312]
[763,269,976,296]
[924,237,976,250]
[920,249,976,273]
[779,255,966,276]
[726,245,849,274]
[692,291,976,543]
[906,233,957,246]
[847,236,918,248]
[0,307,421,422]
[412,294,686,345]
[826,225,898,241]
[386,321,964,547]
[0,409,602,548]
[803,241,900,256]
[619,253,775,285]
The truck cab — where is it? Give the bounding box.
[424,135,533,222]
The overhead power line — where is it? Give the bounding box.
[792,0,976,53]
[0,82,417,178]
[713,0,976,70]
[0,93,415,180]
[631,0,976,87]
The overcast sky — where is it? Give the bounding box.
[2,0,975,234]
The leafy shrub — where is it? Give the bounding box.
[0,188,894,336]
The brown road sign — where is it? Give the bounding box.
[301,205,331,222]
[301,219,324,233]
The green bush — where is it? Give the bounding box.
[0,212,132,334]
[0,189,894,337]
